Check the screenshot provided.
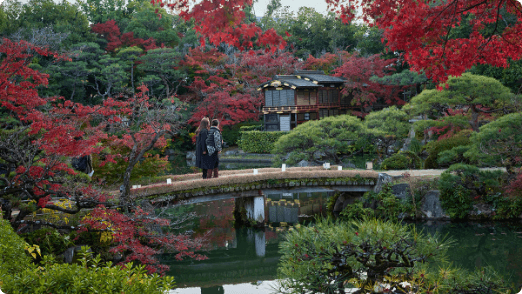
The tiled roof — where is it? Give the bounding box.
[299,73,345,83]
[257,70,345,90]
[258,76,319,89]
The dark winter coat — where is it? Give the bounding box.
[195,129,214,170]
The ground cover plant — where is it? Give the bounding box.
[0,213,175,294]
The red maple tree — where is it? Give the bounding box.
[91,20,158,52]
[164,0,286,50]
[326,0,522,85]
[332,53,404,116]
[181,48,304,126]
[0,39,204,274]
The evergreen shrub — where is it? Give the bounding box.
[381,151,422,170]
[340,184,417,221]
[439,164,502,219]
[238,130,287,153]
[424,131,471,169]
[278,218,509,294]
[0,214,32,277]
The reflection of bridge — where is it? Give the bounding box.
[132,167,380,224]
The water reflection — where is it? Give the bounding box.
[162,191,331,293]
[266,191,332,223]
[417,221,522,288]
[163,192,522,293]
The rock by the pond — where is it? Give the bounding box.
[224,150,238,156]
[297,160,310,167]
[391,183,411,200]
[373,173,394,193]
[186,151,196,161]
[186,151,196,167]
[332,193,361,213]
[421,190,449,220]
[470,202,494,218]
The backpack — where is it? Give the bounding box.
[206,129,217,155]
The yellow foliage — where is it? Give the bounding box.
[25,244,41,260]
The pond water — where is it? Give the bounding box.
[162,193,522,294]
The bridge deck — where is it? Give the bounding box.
[129,166,379,203]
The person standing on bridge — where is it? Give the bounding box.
[206,119,223,178]
[195,117,212,179]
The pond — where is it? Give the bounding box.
[162,193,522,294]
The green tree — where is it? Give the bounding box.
[272,115,383,165]
[123,2,179,47]
[278,218,509,293]
[92,55,129,99]
[17,0,93,48]
[0,0,23,36]
[471,59,522,94]
[116,46,143,92]
[43,42,104,102]
[78,0,133,27]
[354,25,387,57]
[261,6,358,58]
[465,112,522,173]
[409,73,514,131]
[364,106,411,140]
[137,47,185,98]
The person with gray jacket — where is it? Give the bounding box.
[205,119,223,178]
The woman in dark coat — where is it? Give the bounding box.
[195,117,213,179]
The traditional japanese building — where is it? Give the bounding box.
[257,70,351,131]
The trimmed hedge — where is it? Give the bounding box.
[222,121,263,146]
[238,130,288,153]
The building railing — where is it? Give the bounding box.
[262,104,356,113]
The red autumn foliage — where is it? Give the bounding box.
[91,20,158,52]
[333,53,404,116]
[326,0,522,85]
[79,206,207,274]
[304,52,350,74]
[164,0,286,50]
[181,48,304,126]
[505,169,522,197]
[0,39,107,209]
[0,40,202,274]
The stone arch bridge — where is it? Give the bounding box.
[130,166,386,224]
